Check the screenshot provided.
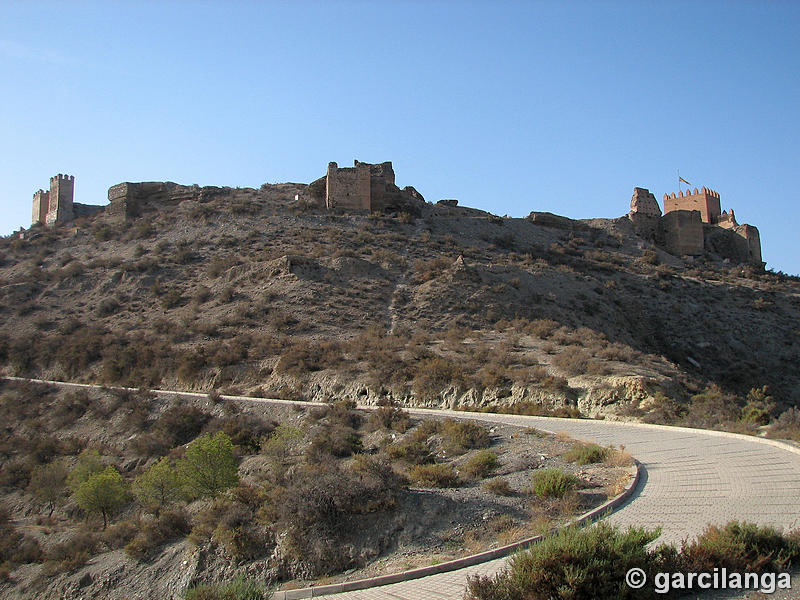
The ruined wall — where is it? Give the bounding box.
[325,162,371,211]
[361,160,395,210]
[32,189,49,225]
[736,224,762,264]
[660,210,704,256]
[717,210,738,230]
[45,174,74,225]
[664,187,721,224]
[628,187,661,239]
[106,181,199,222]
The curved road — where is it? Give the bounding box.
[311,409,800,600]
[6,379,800,599]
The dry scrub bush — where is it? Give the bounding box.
[440,419,491,455]
[274,340,342,376]
[413,257,453,283]
[365,403,411,433]
[271,462,402,576]
[483,478,513,496]
[408,463,461,488]
[551,347,590,376]
[462,450,499,478]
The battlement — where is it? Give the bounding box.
[31,173,75,226]
[663,187,720,201]
[664,186,721,224]
[50,174,75,184]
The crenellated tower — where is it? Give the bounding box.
[663,187,721,224]
[32,189,50,225]
[43,174,75,225]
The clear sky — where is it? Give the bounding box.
[2,1,798,274]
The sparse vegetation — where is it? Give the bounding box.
[465,521,800,600]
[531,468,578,498]
[564,443,610,465]
[408,463,461,488]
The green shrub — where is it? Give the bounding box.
[177,432,240,499]
[466,521,800,600]
[682,521,800,573]
[462,450,499,478]
[73,466,130,529]
[564,443,609,465]
[531,468,578,498]
[408,463,460,488]
[184,576,271,600]
[465,522,667,600]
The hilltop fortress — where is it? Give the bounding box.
[29,163,763,265]
[628,186,762,265]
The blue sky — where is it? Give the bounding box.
[1,1,798,274]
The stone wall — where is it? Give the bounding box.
[736,224,762,264]
[717,210,738,230]
[325,162,371,211]
[320,160,424,214]
[106,181,199,222]
[660,210,704,256]
[628,187,661,239]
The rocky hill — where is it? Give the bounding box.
[1,177,799,426]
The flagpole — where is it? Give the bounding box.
[678,170,681,194]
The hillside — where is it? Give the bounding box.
[1,178,799,428]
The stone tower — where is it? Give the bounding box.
[32,189,50,225]
[663,187,721,224]
[45,174,75,225]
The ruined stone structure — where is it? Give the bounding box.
[660,209,704,256]
[309,160,424,214]
[31,174,101,226]
[627,185,763,264]
[31,174,105,226]
[627,187,662,239]
[105,182,198,222]
[32,189,49,225]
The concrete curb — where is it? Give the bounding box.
[270,461,641,599]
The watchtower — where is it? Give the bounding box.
[45,174,75,225]
[32,189,50,225]
[663,187,721,224]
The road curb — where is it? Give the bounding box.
[0,376,643,599]
[270,462,641,599]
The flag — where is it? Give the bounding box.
[679,177,691,186]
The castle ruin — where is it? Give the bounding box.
[628,185,762,264]
[32,174,74,226]
[31,174,103,227]
[308,160,424,213]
